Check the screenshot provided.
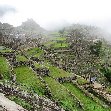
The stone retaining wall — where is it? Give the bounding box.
[0,82,64,111]
[56,76,77,83]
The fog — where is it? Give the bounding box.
[0,0,111,34]
[0,5,16,17]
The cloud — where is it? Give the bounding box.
[0,5,16,17]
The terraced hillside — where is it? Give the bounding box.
[0,43,111,111]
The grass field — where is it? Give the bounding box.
[53,42,68,48]
[55,37,67,41]
[47,63,72,78]
[63,83,109,111]
[26,47,44,58]
[14,66,46,95]
[44,37,68,48]
[16,55,28,61]
[44,77,82,111]
[0,56,10,79]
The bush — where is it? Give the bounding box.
[100,66,111,82]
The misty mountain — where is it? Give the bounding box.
[16,19,46,34]
[57,24,111,42]
[0,22,14,36]
[0,19,48,46]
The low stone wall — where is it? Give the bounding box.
[31,65,50,77]
[72,81,110,108]
[30,57,42,63]
[12,61,33,67]
[0,82,64,111]
[0,52,15,58]
[64,85,84,110]
[31,67,52,99]
[0,52,16,64]
[89,87,111,106]
[35,68,50,76]
[56,76,77,83]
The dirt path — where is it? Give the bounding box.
[0,93,28,111]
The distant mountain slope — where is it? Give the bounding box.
[16,19,46,34]
[65,24,111,41]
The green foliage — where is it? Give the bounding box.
[0,42,110,111]
[89,40,102,56]
[100,66,111,82]
[106,87,111,93]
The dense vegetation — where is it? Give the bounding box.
[0,21,111,111]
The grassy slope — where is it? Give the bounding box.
[44,77,82,111]
[0,47,12,53]
[16,55,28,61]
[1,45,110,111]
[47,63,72,78]
[26,47,43,58]
[0,56,10,79]
[63,83,109,111]
[53,43,68,48]
[14,66,45,96]
[44,37,68,48]
[34,62,72,78]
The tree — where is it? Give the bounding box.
[100,66,111,82]
[89,40,102,57]
[59,28,65,37]
[0,32,3,44]
[66,29,103,82]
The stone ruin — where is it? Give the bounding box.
[0,81,64,111]
[0,52,15,59]
[30,57,41,63]
[56,76,77,83]
[34,68,50,77]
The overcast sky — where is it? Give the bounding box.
[0,0,111,32]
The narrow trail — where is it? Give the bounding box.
[0,93,27,111]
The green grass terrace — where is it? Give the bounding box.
[63,82,110,111]
[43,77,82,111]
[16,55,28,62]
[26,47,44,58]
[34,61,72,78]
[0,56,11,80]
[0,46,13,53]
[13,66,46,96]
